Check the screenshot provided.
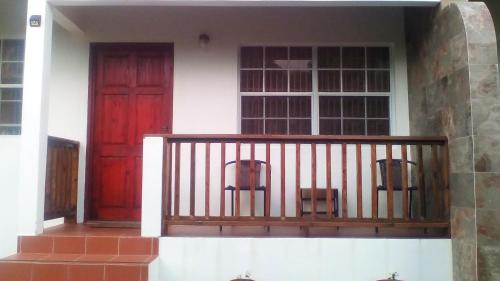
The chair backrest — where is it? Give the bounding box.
[377,159,416,190]
[226,160,265,187]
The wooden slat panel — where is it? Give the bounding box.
[205,143,211,218]
[295,143,301,218]
[342,143,348,218]
[371,144,378,219]
[442,143,450,219]
[311,143,317,218]
[266,143,271,218]
[280,143,286,218]
[431,145,439,218]
[386,144,394,220]
[326,143,333,219]
[165,141,173,218]
[235,142,241,217]
[190,143,196,217]
[220,143,226,217]
[356,143,362,218]
[250,143,256,218]
[402,144,409,220]
[417,145,427,218]
[161,140,170,235]
[174,142,181,218]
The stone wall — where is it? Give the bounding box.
[405,2,499,281]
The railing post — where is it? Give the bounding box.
[141,137,164,237]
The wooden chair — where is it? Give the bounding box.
[225,160,269,216]
[377,159,417,218]
[300,188,339,217]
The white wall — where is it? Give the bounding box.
[0,0,27,257]
[0,137,21,257]
[48,22,90,223]
[159,237,452,281]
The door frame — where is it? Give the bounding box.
[84,43,174,222]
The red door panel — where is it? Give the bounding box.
[90,44,173,221]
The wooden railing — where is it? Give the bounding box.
[44,136,79,220]
[161,135,449,235]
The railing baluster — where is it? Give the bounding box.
[371,144,378,219]
[326,143,333,219]
[402,144,409,220]
[442,143,450,219]
[342,143,347,218]
[356,143,362,219]
[280,143,286,219]
[174,142,181,218]
[161,140,170,235]
[236,142,241,217]
[295,143,301,218]
[165,141,172,219]
[205,143,211,219]
[250,143,256,218]
[417,145,427,218]
[220,143,226,217]
[386,144,394,220]
[431,145,439,218]
[190,142,196,217]
[266,143,271,218]
[311,143,317,219]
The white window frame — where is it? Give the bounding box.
[238,44,395,136]
[0,39,24,135]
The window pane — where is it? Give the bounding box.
[319,119,341,135]
[319,96,341,117]
[290,47,312,69]
[318,47,340,68]
[265,96,287,117]
[343,119,365,135]
[241,119,264,134]
[367,70,390,92]
[367,47,390,68]
[241,96,263,118]
[2,40,24,61]
[342,47,365,69]
[289,96,311,118]
[265,119,287,134]
[240,70,263,92]
[366,96,389,118]
[1,88,22,100]
[240,47,263,68]
[343,96,365,118]
[0,126,20,135]
[265,70,287,92]
[289,119,311,135]
[1,62,24,84]
[342,70,365,92]
[265,47,288,69]
[367,119,390,135]
[290,71,312,92]
[318,70,340,92]
[0,102,22,124]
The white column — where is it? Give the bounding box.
[141,137,164,237]
[17,0,53,235]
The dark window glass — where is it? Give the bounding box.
[290,71,312,92]
[289,96,311,118]
[319,119,341,135]
[342,70,365,92]
[342,47,365,69]
[241,119,263,134]
[343,119,366,135]
[240,47,263,68]
[2,40,24,61]
[319,96,341,117]
[343,96,365,118]
[240,70,263,92]
[265,119,287,134]
[318,70,340,92]
[265,96,287,117]
[241,96,263,118]
[318,47,340,68]
[367,70,390,92]
[1,62,23,84]
[0,102,22,124]
[367,120,390,135]
[290,47,312,69]
[265,47,288,69]
[289,119,311,135]
[367,47,390,68]
[366,96,389,118]
[265,70,287,92]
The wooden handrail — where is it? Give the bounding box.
[160,134,450,236]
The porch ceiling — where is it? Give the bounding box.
[49,0,440,7]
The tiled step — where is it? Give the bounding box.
[0,255,151,281]
[18,235,158,255]
[1,232,159,281]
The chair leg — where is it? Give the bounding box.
[231,190,234,216]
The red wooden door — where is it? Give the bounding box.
[90,44,173,221]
